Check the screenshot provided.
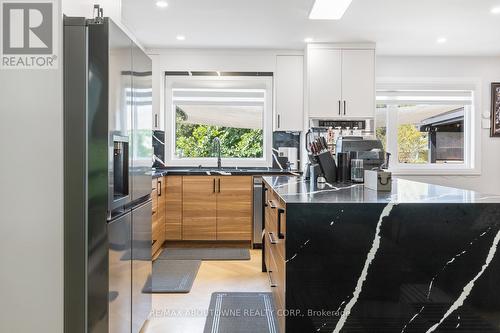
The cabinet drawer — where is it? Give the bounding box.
[265,203,277,234]
[267,239,286,333]
[266,203,286,261]
[152,219,165,255]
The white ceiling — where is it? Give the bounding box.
[122,0,500,55]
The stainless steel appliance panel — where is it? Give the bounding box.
[87,20,111,333]
[63,17,89,333]
[253,176,263,246]
[108,213,132,333]
[131,200,152,332]
[108,20,133,212]
[131,44,153,201]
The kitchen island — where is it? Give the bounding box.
[262,176,500,333]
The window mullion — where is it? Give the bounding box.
[386,104,399,168]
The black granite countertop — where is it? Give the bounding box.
[263,175,500,204]
[152,167,300,178]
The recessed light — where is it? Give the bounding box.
[309,0,353,20]
[436,37,447,44]
[155,1,168,8]
[491,6,500,14]
[176,35,186,41]
[304,37,314,43]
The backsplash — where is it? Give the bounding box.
[273,131,301,170]
[152,130,301,168]
[153,130,165,168]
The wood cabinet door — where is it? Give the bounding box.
[341,49,375,118]
[216,176,252,240]
[165,176,182,240]
[151,178,164,255]
[182,176,217,240]
[307,48,342,118]
[157,177,167,246]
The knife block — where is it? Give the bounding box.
[316,151,337,183]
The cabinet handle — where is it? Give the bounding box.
[263,186,268,207]
[158,180,162,196]
[268,232,278,245]
[218,178,221,193]
[213,178,216,193]
[154,114,158,128]
[338,100,341,115]
[344,100,346,115]
[277,114,281,128]
[277,208,285,239]
[268,200,276,209]
[268,271,277,288]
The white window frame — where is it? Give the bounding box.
[164,75,273,168]
[376,77,482,176]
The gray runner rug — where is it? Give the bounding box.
[203,292,278,333]
[158,248,250,261]
[144,260,201,293]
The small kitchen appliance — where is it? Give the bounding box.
[278,147,299,171]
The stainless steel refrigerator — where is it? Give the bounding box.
[64,16,152,333]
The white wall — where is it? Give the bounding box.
[148,48,303,164]
[147,48,300,72]
[149,48,294,129]
[0,3,63,333]
[151,51,500,194]
[62,0,145,52]
[377,56,500,195]
[62,0,121,21]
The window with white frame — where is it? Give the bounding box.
[376,85,477,173]
[165,75,273,167]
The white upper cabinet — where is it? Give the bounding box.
[150,54,163,130]
[307,48,342,118]
[275,55,304,131]
[341,49,375,118]
[307,44,375,119]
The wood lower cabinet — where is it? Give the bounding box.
[181,175,253,241]
[182,176,217,240]
[216,176,252,240]
[152,177,166,255]
[165,176,182,240]
[264,183,286,333]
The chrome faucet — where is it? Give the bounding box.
[213,137,222,169]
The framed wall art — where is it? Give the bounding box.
[491,82,500,137]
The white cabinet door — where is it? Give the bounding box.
[341,49,375,119]
[275,55,304,131]
[307,48,342,118]
[151,54,163,130]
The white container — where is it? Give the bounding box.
[364,170,392,192]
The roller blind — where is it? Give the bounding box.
[377,89,473,105]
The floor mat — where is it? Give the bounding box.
[203,292,278,333]
[158,248,250,261]
[144,260,201,293]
